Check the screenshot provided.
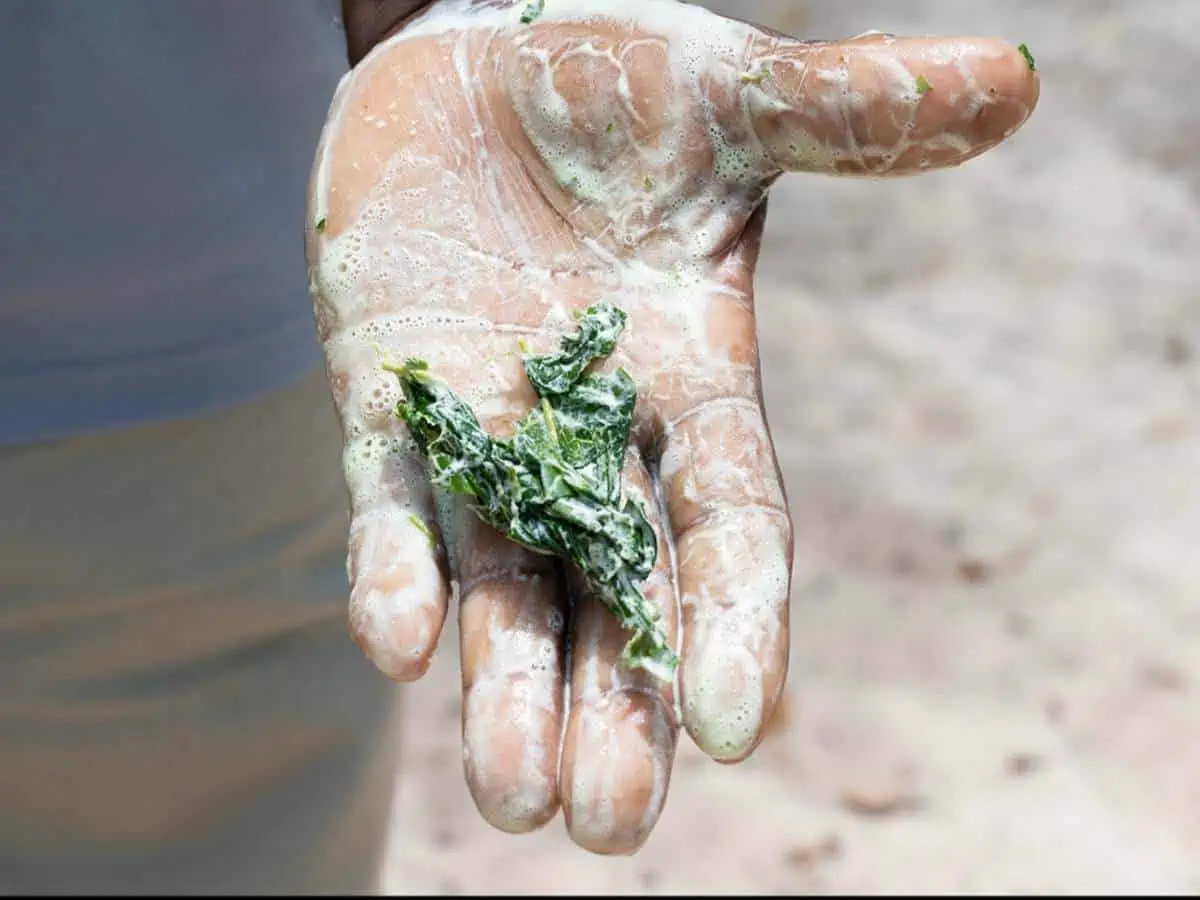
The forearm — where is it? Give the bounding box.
[341,0,438,66]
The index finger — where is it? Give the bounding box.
[737,32,1040,176]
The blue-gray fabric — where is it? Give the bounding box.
[0,367,400,892]
[0,0,346,444]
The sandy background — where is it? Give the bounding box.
[382,2,1200,893]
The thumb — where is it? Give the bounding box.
[498,3,1037,186]
[724,28,1040,176]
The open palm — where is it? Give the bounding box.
[306,0,1038,854]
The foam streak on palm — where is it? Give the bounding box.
[306,0,1038,854]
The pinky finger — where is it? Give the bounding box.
[344,429,451,682]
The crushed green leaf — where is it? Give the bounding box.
[520,0,545,25]
[315,217,327,234]
[1018,43,1036,72]
[605,122,615,134]
[738,64,771,85]
[408,513,436,548]
[388,303,676,679]
[915,74,933,96]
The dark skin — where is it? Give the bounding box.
[341,0,435,66]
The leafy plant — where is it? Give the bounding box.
[386,303,677,680]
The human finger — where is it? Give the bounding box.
[559,450,680,855]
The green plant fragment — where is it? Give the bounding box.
[388,303,676,679]
[520,0,545,25]
[1018,43,1036,72]
[408,513,436,548]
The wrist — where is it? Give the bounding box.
[341,0,437,66]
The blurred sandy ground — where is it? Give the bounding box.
[382,2,1200,893]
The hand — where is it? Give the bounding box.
[307,0,1038,854]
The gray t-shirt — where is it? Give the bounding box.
[0,0,347,443]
